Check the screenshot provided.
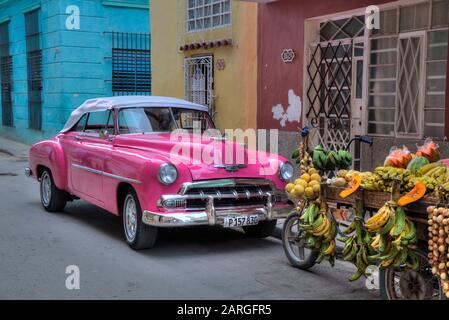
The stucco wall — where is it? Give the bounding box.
[150,0,258,131]
[257,0,393,132]
[256,0,449,167]
[0,0,149,144]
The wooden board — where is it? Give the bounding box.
[325,185,437,217]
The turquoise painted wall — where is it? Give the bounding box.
[0,0,150,144]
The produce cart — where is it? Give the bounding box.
[282,130,447,300]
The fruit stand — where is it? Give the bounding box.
[282,129,449,300]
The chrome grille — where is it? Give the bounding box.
[184,185,273,209]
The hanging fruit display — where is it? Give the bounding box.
[365,202,419,269]
[426,206,449,299]
[288,138,322,201]
[298,202,337,266]
[340,206,376,281]
[312,145,352,171]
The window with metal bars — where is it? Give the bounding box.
[110,32,151,96]
[25,9,42,130]
[187,0,231,32]
[367,0,449,138]
[0,21,13,127]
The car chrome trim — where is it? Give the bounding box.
[72,164,141,185]
[178,178,276,195]
[142,202,293,227]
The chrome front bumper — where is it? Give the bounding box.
[142,204,292,227]
[142,178,293,227]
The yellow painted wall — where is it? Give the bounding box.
[150,0,258,131]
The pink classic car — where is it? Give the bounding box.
[26,96,294,249]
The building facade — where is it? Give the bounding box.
[150,0,258,131]
[254,0,449,169]
[0,0,150,144]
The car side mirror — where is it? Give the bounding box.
[99,129,109,139]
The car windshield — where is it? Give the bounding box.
[118,107,213,134]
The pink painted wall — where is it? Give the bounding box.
[257,0,394,131]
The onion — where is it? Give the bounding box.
[428,219,434,225]
[438,215,444,223]
[432,266,438,274]
[441,273,448,280]
[439,262,446,270]
[427,206,435,214]
[439,245,446,253]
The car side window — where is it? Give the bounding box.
[71,114,88,132]
[85,110,113,134]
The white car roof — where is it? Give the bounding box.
[60,96,209,133]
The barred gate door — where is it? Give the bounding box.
[184,56,214,113]
[306,40,353,151]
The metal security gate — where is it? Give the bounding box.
[109,32,152,96]
[0,21,13,127]
[25,9,42,130]
[184,56,214,113]
[306,40,353,150]
[305,15,366,168]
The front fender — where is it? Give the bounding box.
[29,138,68,190]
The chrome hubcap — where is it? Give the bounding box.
[41,172,51,207]
[124,194,138,242]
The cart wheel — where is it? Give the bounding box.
[379,244,445,300]
[282,210,319,270]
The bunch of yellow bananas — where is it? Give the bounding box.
[299,202,337,266]
[362,167,413,193]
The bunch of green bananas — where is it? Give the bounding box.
[312,145,352,171]
[299,202,337,266]
[366,202,419,269]
[339,210,377,281]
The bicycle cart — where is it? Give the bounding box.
[282,129,445,300]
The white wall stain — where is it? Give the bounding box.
[272,89,301,127]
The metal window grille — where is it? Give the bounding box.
[367,0,449,138]
[184,55,214,112]
[187,0,231,32]
[0,21,13,127]
[110,32,151,96]
[25,9,42,130]
[319,15,365,42]
[396,36,424,136]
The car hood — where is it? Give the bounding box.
[112,133,284,181]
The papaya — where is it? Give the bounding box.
[406,156,430,174]
[339,175,362,199]
[398,181,426,207]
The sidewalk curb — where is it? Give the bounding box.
[0,136,30,159]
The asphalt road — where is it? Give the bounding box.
[0,148,380,299]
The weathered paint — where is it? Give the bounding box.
[0,0,149,144]
[257,0,393,132]
[150,0,258,131]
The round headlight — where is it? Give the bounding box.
[158,163,178,185]
[279,162,294,182]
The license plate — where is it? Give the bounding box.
[223,215,259,228]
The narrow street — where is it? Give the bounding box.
[0,140,379,299]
